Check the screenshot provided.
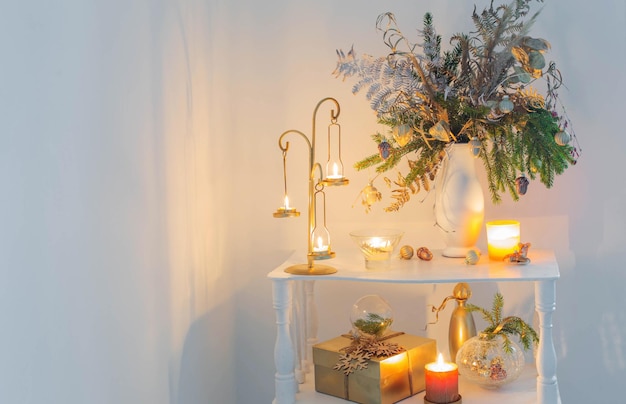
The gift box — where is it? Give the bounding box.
[313,333,437,404]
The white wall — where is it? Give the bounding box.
[1,0,624,403]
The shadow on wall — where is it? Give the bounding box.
[175,299,236,404]
[231,250,292,404]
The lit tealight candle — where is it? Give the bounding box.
[282,196,295,212]
[326,162,343,179]
[312,236,329,253]
[368,237,390,249]
[486,220,520,260]
[363,237,392,261]
[424,353,460,404]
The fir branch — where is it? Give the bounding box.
[466,292,539,353]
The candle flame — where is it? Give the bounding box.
[332,162,339,177]
[437,352,444,365]
[284,195,290,209]
[316,236,324,250]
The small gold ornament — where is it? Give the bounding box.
[428,120,454,142]
[392,124,413,147]
[399,245,414,259]
[354,182,382,213]
[416,246,433,261]
[465,249,481,265]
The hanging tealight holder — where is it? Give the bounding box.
[322,119,349,186]
[273,145,301,218]
[309,186,335,260]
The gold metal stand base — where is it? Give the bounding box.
[284,263,337,275]
[424,395,462,404]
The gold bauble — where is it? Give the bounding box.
[399,245,414,260]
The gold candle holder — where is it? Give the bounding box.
[272,97,349,275]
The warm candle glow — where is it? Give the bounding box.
[368,237,390,249]
[425,353,459,403]
[277,195,295,213]
[313,236,328,252]
[327,162,343,179]
[362,237,393,262]
[486,220,520,260]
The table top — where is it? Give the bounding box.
[267,249,559,283]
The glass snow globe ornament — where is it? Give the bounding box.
[455,332,525,388]
[350,295,394,338]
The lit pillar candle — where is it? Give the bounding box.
[486,220,520,260]
[424,353,460,404]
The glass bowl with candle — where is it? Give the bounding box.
[350,229,404,270]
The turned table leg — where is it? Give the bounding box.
[272,279,297,404]
[304,280,318,373]
[535,279,560,404]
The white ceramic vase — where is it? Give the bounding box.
[434,143,485,257]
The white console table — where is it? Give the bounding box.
[268,249,561,404]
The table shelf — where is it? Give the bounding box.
[294,364,538,404]
[268,249,561,404]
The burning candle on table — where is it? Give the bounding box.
[424,353,460,404]
[486,220,520,260]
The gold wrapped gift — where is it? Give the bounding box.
[313,333,437,404]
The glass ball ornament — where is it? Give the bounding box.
[554,129,571,146]
[469,137,481,158]
[350,295,394,338]
[499,95,514,113]
[456,333,525,389]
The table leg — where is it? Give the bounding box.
[535,279,561,404]
[273,279,297,404]
[304,280,318,373]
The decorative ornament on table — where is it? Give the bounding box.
[456,292,539,388]
[503,242,532,264]
[333,294,405,376]
[333,0,581,217]
[465,249,481,265]
[399,245,414,260]
[425,283,477,363]
[416,246,433,261]
[350,294,394,338]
